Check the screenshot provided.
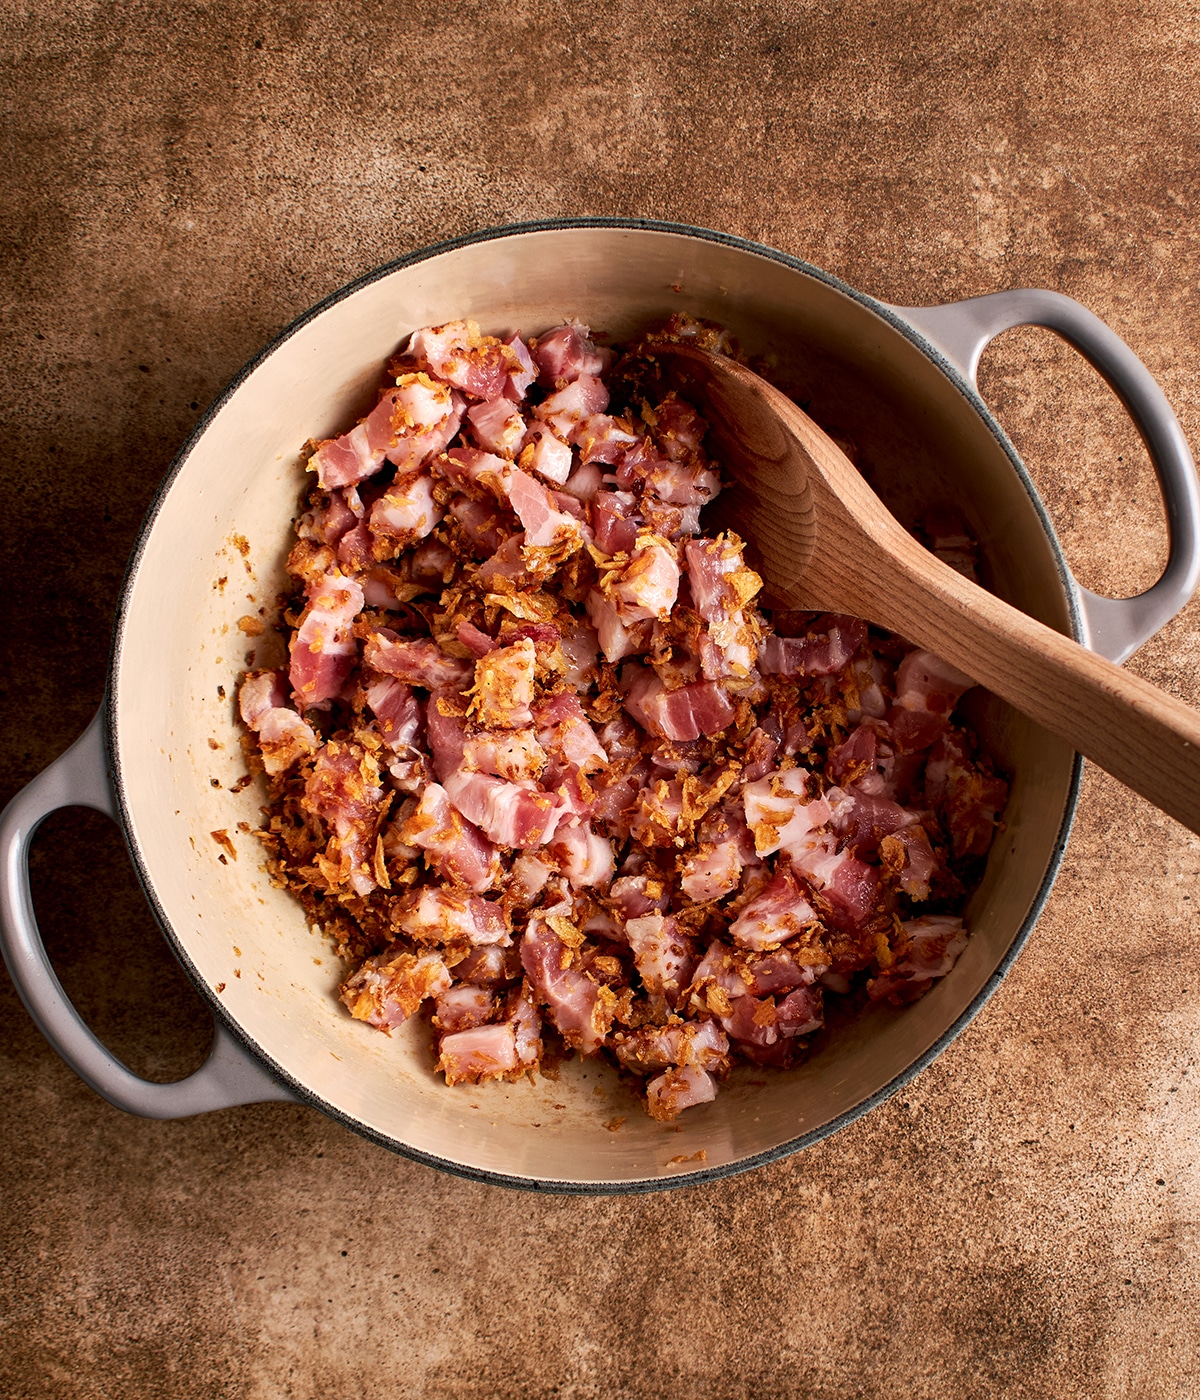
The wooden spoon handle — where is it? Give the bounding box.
[831,523,1200,834]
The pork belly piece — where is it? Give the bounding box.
[558,616,602,690]
[534,692,608,773]
[381,375,467,475]
[716,983,824,1053]
[435,445,512,503]
[364,674,423,749]
[740,720,782,784]
[297,488,359,548]
[683,533,762,677]
[690,940,755,1007]
[470,637,536,729]
[363,674,427,790]
[642,457,721,508]
[506,468,586,558]
[437,1023,519,1085]
[742,766,832,861]
[520,911,615,1054]
[623,913,696,1004]
[507,981,543,1068]
[303,740,387,896]
[311,374,463,489]
[612,1019,729,1075]
[827,785,920,852]
[828,724,879,788]
[238,671,318,774]
[758,613,868,678]
[548,821,615,890]
[393,885,508,946]
[426,690,470,781]
[791,837,881,928]
[535,375,611,442]
[289,570,364,712]
[679,831,743,903]
[586,588,643,664]
[879,824,939,900]
[448,493,509,557]
[461,726,547,782]
[468,397,527,457]
[502,334,538,402]
[601,532,680,623]
[652,392,708,460]
[477,532,534,589]
[518,421,573,485]
[888,649,975,752]
[575,413,639,466]
[847,652,891,723]
[368,471,442,558]
[454,942,523,987]
[560,460,604,503]
[925,728,1008,858]
[530,322,611,387]
[433,984,496,1034]
[399,783,502,893]
[364,631,474,691]
[728,868,821,952]
[621,666,736,741]
[590,490,642,556]
[740,947,825,997]
[629,778,686,850]
[443,769,567,849]
[776,985,824,1036]
[438,980,542,1084]
[646,1065,718,1121]
[867,915,968,1004]
[341,948,452,1031]
[406,320,518,400]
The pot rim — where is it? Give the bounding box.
[106,217,1083,1193]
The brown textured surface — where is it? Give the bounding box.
[3,3,1200,1396]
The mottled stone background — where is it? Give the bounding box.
[3,3,1200,1396]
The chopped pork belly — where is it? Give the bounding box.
[239,671,318,775]
[368,471,442,557]
[341,948,452,1030]
[364,632,473,691]
[520,910,615,1055]
[392,885,508,945]
[519,422,573,484]
[602,532,681,623]
[530,321,611,386]
[867,915,969,1004]
[289,571,364,711]
[310,374,463,489]
[758,613,868,678]
[613,1019,729,1074]
[399,784,502,893]
[405,320,518,400]
[433,983,496,1034]
[470,638,536,729]
[437,1023,520,1085]
[646,1065,717,1121]
[243,314,1008,1124]
[728,868,820,952]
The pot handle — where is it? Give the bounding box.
[893,289,1200,664]
[0,708,298,1118]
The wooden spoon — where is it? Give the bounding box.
[655,342,1200,835]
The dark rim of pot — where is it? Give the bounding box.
[106,217,1084,1195]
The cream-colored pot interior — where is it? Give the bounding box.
[111,225,1077,1189]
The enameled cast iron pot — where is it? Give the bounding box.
[4,220,1198,1193]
